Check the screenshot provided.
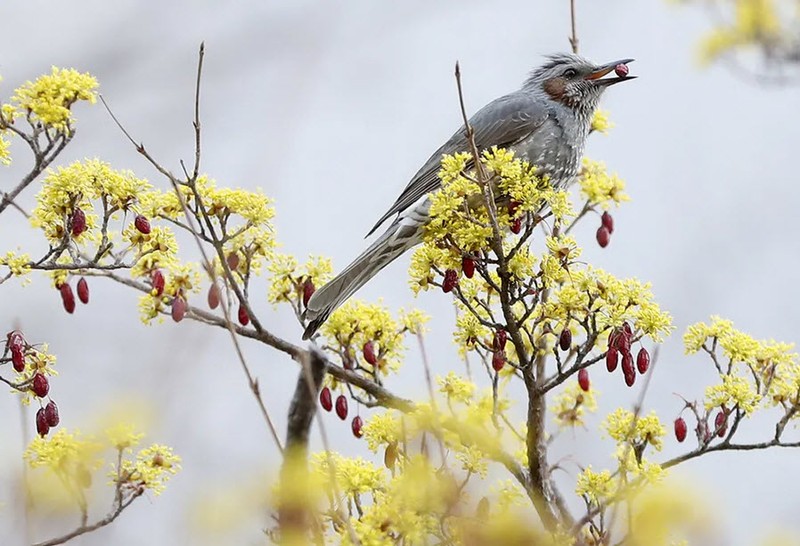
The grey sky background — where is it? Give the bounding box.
[1,1,799,545]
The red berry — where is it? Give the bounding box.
[578,369,590,391]
[36,408,50,437]
[636,347,650,374]
[237,304,250,326]
[601,211,614,234]
[45,400,60,427]
[71,207,86,237]
[614,63,629,77]
[77,277,90,304]
[171,296,187,322]
[442,269,458,293]
[335,395,348,420]
[151,269,165,297]
[319,387,333,412]
[351,416,364,438]
[510,217,522,234]
[462,256,475,279]
[606,347,619,372]
[32,373,49,397]
[674,417,688,442]
[559,328,572,351]
[714,410,728,437]
[302,279,315,308]
[621,351,635,387]
[492,350,505,371]
[59,283,76,314]
[508,201,520,217]
[226,252,240,271]
[11,346,25,372]
[207,283,220,309]
[134,214,151,234]
[622,321,633,338]
[363,341,378,366]
[7,330,24,352]
[493,329,507,351]
[596,226,610,248]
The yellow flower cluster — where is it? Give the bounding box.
[267,253,332,305]
[578,158,629,209]
[590,109,613,134]
[5,67,98,133]
[118,444,182,495]
[0,250,31,277]
[575,466,615,507]
[604,408,667,452]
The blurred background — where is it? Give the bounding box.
[1,1,799,544]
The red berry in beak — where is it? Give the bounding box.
[36,408,50,437]
[351,415,364,438]
[596,226,610,248]
[492,350,506,371]
[77,277,90,304]
[151,269,165,297]
[606,347,619,372]
[442,269,458,293]
[335,395,348,420]
[636,347,650,374]
[614,63,629,77]
[59,283,76,314]
[71,207,86,237]
[302,279,315,308]
[171,296,187,322]
[674,417,688,442]
[45,400,60,427]
[462,256,475,279]
[319,387,333,412]
[32,373,49,397]
[601,211,614,234]
[578,368,590,392]
[207,283,220,309]
[237,304,250,326]
[134,214,151,235]
[363,341,378,366]
[559,328,572,351]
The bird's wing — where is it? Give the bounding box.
[366,92,549,236]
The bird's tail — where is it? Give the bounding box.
[302,204,428,340]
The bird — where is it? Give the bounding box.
[303,53,635,340]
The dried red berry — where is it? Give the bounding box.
[614,63,629,78]
[442,269,458,293]
[621,351,635,387]
[45,400,60,427]
[601,211,614,234]
[623,367,636,387]
[492,350,506,371]
[226,252,240,271]
[71,207,86,237]
[674,417,688,442]
[207,283,220,309]
[7,330,24,352]
[134,214,151,234]
[36,408,50,437]
[559,328,572,351]
[302,279,315,308]
[351,415,364,438]
[462,256,475,279]
[510,217,522,234]
[171,296,187,322]
[59,283,76,314]
[151,269,165,297]
[622,321,633,338]
[76,277,90,304]
[32,373,49,397]
[606,347,619,372]
[11,346,25,372]
[636,347,650,374]
[363,341,378,366]
[596,226,610,248]
[335,395,348,420]
[578,369,590,392]
[508,201,520,217]
[493,329,507,351]
[319,387,333,412]
[237,304,250,326]
[714,410,728,437]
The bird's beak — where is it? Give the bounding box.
[585,59,636,86]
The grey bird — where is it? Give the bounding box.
[303,53,634,340]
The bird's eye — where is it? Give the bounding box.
[563,68,578,78]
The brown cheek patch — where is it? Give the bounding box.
[543,77,567,101]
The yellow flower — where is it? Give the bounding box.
[12,67,98,133]
[575,466,615,507]
[438,372,476,404]
[578,158,629,209]
[591,109,613,134]
[362,411,401,452]
[704,374,761,414]
[118,444,181,495]
[604,409,666,451]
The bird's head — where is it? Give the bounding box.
[525,53,635,114]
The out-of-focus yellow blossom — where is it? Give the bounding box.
[0,133,10,165]
[456,444,489,477]
[629,482,715,546]
[398,308,429,334]
[578,158,629,209]
[604,409,666,451]
[697,0,783,63]
[591,109,613,134]
[25,429,103,474]
[438,371,476,404]
[312,452,386,496]
[704,374,761,414]
[10,67,98,132]
[575,466,615,507]
[118,444,181,495]
[552,382,598,427]
[105,423,144,451]
[362,411,401,452]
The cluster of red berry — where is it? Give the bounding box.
[604,322,650,387]
[673,407,729,444]
[319,386,363,439]
[4,331,59,437]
